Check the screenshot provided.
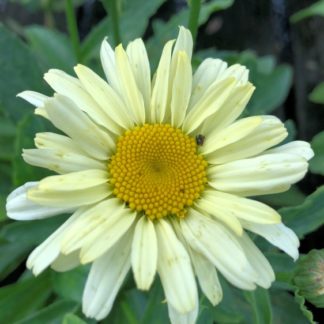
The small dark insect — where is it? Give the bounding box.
[195,134,205,146]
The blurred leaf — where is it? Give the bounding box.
[17,300,79,324]
[13,113,51,187]
[309,131,324,175]
[0,24,46,122]
[247,64,292,115]
[244,288,272,324]
[0,273,52,323]
[0,240,31,281]
[9,0,83,12]
[309,82,324,104]
[271,291,309,324]
[62,313,87,324]
[0,116,16,161]
[52,266,89,303]
[283,119,297,144]
[81,0,166,62]
[290,0,324,23]
[266,252,296,289]
[258,186,306,208]
[0,214,67,246]
[25,25,76,72]
[0,215,67,279]
[279,186,324,239]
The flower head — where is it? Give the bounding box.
[7,27,313,323]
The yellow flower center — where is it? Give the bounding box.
[109,124,208,220]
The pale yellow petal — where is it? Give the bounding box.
[131,217,157,290]
[171,51,192,128]
[183,77,237,133]
[155,219,197,313]
[150,40,175,123]
[208,153,308,196]
[126,38,151,116]
[206,116,288,164]
[74,64,134,131]
[201,116,262,155]
[200,189,281,225]
[115,44,146,124]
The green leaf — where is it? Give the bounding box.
[244,288,272,324]
[0,273,52,323]
[17,300,79,324]
[81,0,167,62]
[0,214,67,246]
[279,186,324,239]
[309,82,324,104]
[247,64,293,115]
[0,24,46,122]
[25,25,76,73]
[62,313,87,324]
[290,0,324,23]
[52,266,89,303]
[0,116,16,161]
[309,131,324,175]
[0,240,31,281]
[271,291,309,324]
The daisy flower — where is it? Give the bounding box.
[6,27,313,323]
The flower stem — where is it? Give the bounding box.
[102,0,121,45]
[188,0,201,43]
[65,0,81,62]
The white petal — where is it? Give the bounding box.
[150,40,175,123]
[173,26,193,61]
[74,64,134,131]
[115,44,146,124]
[263,141,314,161]
[208,153,308,196]
[236,233,275,288]
[27,209,83,275]
[44,69,115,131]
[131,217,157,290]
[23,148,105,174]
[199,190,281,226]
[240,220,299,260]
[28,182,111,208]
[155,219,197,313]
[126,38,151,116]
[189,58,228,109]
[34,132,85,154]
[100,38,121,94]
[221,64,249,84]
[44,94,115,160]
[168,303,198,324]
[171,51,192,127]
[183,77,237,133]
[17,90,49,107]
[181,210,257,290]
[61,198,136,263]
[206,116,288,164]
[51,250,80,272]
[199,83,255,136]
[201,116,262,155]
[82,230,132,320]
[38,170,108,191]
[6,182,74,220]
[190,249,222,306]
